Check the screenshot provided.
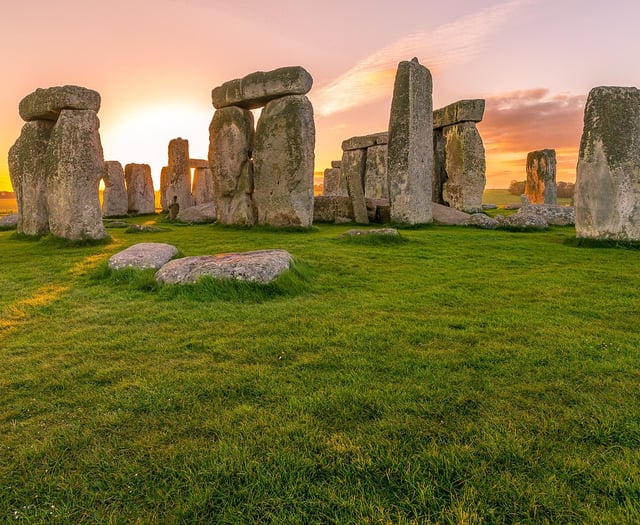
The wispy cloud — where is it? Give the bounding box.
[312,1,525,117]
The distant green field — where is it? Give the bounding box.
[483,188,572,206]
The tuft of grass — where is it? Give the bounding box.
[337,233,409,246]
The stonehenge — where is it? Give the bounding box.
[125,163,155,214]
[102,161,128,217]
[526,149,557,204]
[9,85,107,240]
[160,138,194,212]
[209,66,315,227]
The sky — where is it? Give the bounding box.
[1,0,638,192]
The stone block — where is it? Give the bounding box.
[19,85,101,122]
[341,131,388,151]
[125,163,155,215]
[433,99,485,129]
[102,161,128,217]
[341,149,369,224]
[364,144,388,199]
[526,149,557,204]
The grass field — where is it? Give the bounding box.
[482,189,573,207]
[1,217,639,523]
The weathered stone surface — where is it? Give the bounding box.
[125,163,155,214]
[322,167,347,196]
[8,120,53,235]
[342,228,399,237]
[331,160,342,169]
[341,149,369,224]
[177,202,216,223]
[521,194,531,206]
[433,99,485,129]
[432,128,447,204]
[19,85,101,122]
[109,242,178,270]
[364,144,389,199]
[126,224,171,233]
[312,196,353,223]
[0,213,19,229]
[575,86,640,240]
[499,213,548,229]
[341,132,388,151]
[212,66,313,110]
[518,204,575,226]
[387,58,433,224]
[440,122,486,213]
[189,158,209,169]
[155,249,293,284]
[482,204,498,210]
[209,106,256,226]
[432,202,471,225]
[526,149,557,204]
[192,167,214,205]
[102,161,128,217]
[46,110,107,240]
[465,213,499,229]
[253,95,315,227]
[161,138,194,212]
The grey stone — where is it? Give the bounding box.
[104,220,129,228]
[364,144,389,199]
[126,224,171,233]
[341,132,388,151]
[155,249,293,284]
[482,204,498,210]
[387,58,433,224]
[192,167,214,205]
[45,110,107,240]
[575,86,640,241]
[500,213,548,229]
[8,120,54,235]
[465,213,499,229]
[212,66,313,110]
[341,149,369,224]
[102,161,128,217]
[125,163,155,215]
[342,228,399,237]
[161,138,194,212]
[0,213,19,229]
[432,202,472,225]
[433,99,485,129]
[322,167,346,196]
[109,242,178,270]
[439,122,486,213]
[521,194,531,206]
[19,85,101,122]
[518,204,575,226]
[331,160,342,169]
[209,106,256,226]
[526,149,557,204]
[253,95,315,227]
[177,202,217,223]
[312,196,353,223]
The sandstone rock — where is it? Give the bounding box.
[432,128,447,204]
[575,86,640,241]
[341,132,388,151]
[341,149,369,224]
[482,204,498,210]
[343,228,399,237]
[108,242,178,270]
[500,213,548,229]
[192,166,215,205]
[312,196,353,223]
[0,213,19,229]
[439,122,485,213]
[125,163,155,215]
[212,66,313,110]
[8,120,54,235]
[176,202,216,223]
[189,158,209,169]
[19,85,101,122]
[465,213,499,229]
[387,58,433,224]
[102,161,128,217]
[364,144,389,200]
[322,167,346,196]
[209,106,256,226]
[161,138,194,212]
[366,198,390,223]
[431,202,471,225]
[253,95,315,227]
[331,160,342,169]
[125,224,171,233]
[433,99,485,129]
[155,249,293,284]
[526,149,557,204]
[518,204,575,226]
[46,110,107,240]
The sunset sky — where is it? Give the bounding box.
[1,0,638,192]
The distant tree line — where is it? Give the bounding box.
[508,180,574,199]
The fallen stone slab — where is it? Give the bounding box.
[433,99,485,129]
[498,213,548,229]
[108,242,178,270]
[177,202,217,223]
[104,220,129,228]
[342,228,399,237]
[19,85,101,122]
[518,204,574,226]
[432,202,471,225]
[212,66,313,110]
[465,213,499,229]
[155,249,293,285]
[0,213,19,229]
[125,224,171,233]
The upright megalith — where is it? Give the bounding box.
[8,85,107,240]
[341,148,369,224]
[209,66,315,227]
[575,86,640,241]
[102,161,128,217]
[125,163,155,214]
[253,94,315,227]
[209,106,256,226]
[160,138,194,212]
[526,149,557,204]
[192,165,214,205]
[432,99,486,213]
[387,58,433,224]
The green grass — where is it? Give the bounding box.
[1,216,639,523]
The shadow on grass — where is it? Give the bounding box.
[209,223,320,234]
[10,232,113,247]
[335,233,409,246]
[564,236,640,250]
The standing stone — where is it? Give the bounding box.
[253,94,315,227]
[161,138,194,212]
[526,149,557,204]
[432,128,447,204]
[322,167,343,196]
[341,149,369,223]
[209,106,256,226]
[440,122,485,213]
[387,58,433,224]
[125,163,155,214]
[8,120,54,235]
[192,166,215,205]
[102,161,128,217]
[364,144,389,199]
[45,109,107,240]
[575,86,640,240]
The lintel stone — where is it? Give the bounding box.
[433,99,485,129]
[19,85,101,122]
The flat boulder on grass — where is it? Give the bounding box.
[176,202,216,223]
[518,204,575,226]
[342,228,399,237]
[465,213,499,229]
[497,213,548,230]
[0,213,19,229]
[155,249,293,285]
[109,243,178,270]
[432,202,471,225]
